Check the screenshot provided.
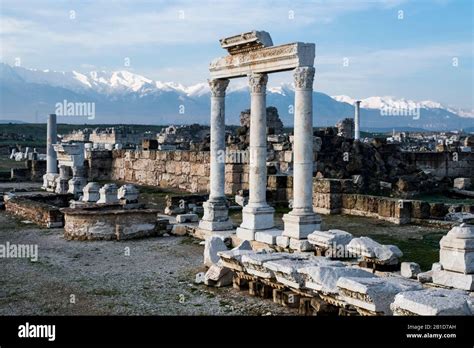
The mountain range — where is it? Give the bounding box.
[1,63,473,131]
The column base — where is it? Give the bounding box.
[282,212,321,239]
[42,173,58,192]
[236,205,275,241]
[199,200,233,232]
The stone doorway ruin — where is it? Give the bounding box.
[199,31,321,244]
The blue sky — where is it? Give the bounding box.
[0,0,472,109]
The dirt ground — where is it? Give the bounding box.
[0,211,298,316]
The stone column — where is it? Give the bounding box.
[236,73,274,240]
[283,67,321,240]
[43,114,59,191]
[46,114,58,174]
[199,78,233,232]
[354,100,361,141]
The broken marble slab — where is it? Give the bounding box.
[432,269,474,291]
[391,288,473,316]
[203,235,228,267]
[255,229,282,245]
[276,235,290,248]
[337,276,423,315]
[417,270,433,283]
[307,229,353,248]
[347,237,403,265]
[298,265,376,295]
[216,241,256,272]
[264,256,344,289]
[241,252,310,279]
[204,262,233,287]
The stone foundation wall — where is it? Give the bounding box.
[313,178,474,224]
[62,208,167,240]
[110,149,296,196]
[86,150,113,180]
[4,194,72,228]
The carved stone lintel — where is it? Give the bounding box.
[208,78,229,97]
[294,67,315,90]
[248,73,268,94]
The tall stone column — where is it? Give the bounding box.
[354,100,361,141]
[236,73,274,240]
[46,114,58,174]
[43,114,58,191]
[283,67,321,240]
[199,78,233,232]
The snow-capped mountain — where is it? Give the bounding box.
[1,63,473,130]
[332,95,474,119]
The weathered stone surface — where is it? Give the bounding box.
[439,223,474,274]
[289,238,314,252]
[170,224,187,236]
[401,262,421,279]
[299,265,374,294]
[347,237,403,264]
[337,276,423,314]
[82,182,100,202]
[117,184,139,202]
[276,235,290,248]
[176,213,199,223]
[391,289,473,316]
[454,178,472,190]
[417,270,433,283]
[264,257,325,288]
[255,229,282,245]
[204,236,228,267]
[97,183,119,204]
[204,263,233,287]
[307,229,353,248]
[432,270,474,291]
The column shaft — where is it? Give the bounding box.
[46,114,58,174]
[283,67,321,240]
[354,101,361,141]
[199,79,233,232]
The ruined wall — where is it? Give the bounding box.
[111,150,211,193]
[402,151,474,179]
[86,150,113,180]
[4,194,72,228]
[313,178,474,224]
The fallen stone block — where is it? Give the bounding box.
[432,270,474,291]
[170,224,187,236]
[241,252,290,279]
[204,263,233,287]
[255,229,282,245]
[417,271,433,283]
[307,229,353,248]
[391,288,473,316]
[298,265,376,294]
[289,238,314,252]
[264,256,342,289]
[337,276,423,315]
[401,262,421,279]
[217,241,257,272]
[347,237,403,265]
[176,213,199,223]
[204,236,228,267]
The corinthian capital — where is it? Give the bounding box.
[248,73,268,94]
[208,79,229,97]
[293,67,315,89]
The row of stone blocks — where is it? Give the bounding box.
[204,222,473,314]
[314,192,474,223]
